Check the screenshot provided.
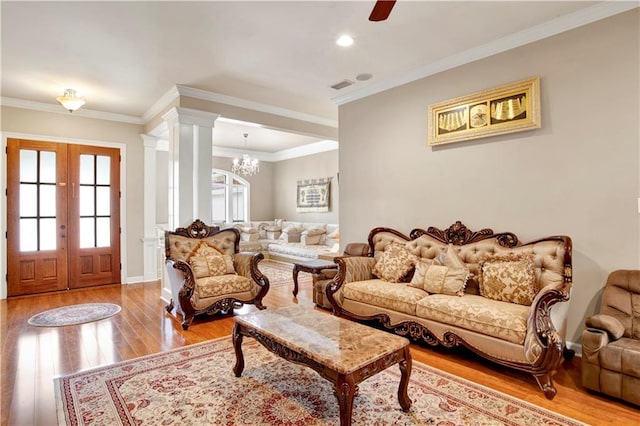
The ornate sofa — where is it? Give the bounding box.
[582,270,640,406]
[164,220,269,330]
[224,220,340,262]
[326,221,574,399]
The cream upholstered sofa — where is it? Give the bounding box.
[582,270,640,406]
[223,220,340,262]
[326,221,574,400]
[164,220,269,330]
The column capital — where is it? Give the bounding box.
[162,107,220,128]
[140,134,160,148]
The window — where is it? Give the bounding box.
[212,169,249,223]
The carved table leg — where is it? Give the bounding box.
[335,374,356,426]
[397,346,412,411]
[292,264,301,297]
[232,323,245,377]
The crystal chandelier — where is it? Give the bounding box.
[231,133,260,176]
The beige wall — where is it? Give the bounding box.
[0,106,146,283]
[273,150,339,224]
[212,156,275,221]
[338,10,639,345]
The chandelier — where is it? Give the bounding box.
[232,133,260,176]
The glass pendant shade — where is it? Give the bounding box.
[57,89,86,112]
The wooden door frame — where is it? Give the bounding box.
[1,132,128,299]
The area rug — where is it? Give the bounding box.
[54,336,585,426]
[28,303,121,327]
[259,260,308,289]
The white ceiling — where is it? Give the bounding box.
[1,1,630,155]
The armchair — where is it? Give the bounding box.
[313,242,370,309]
[582,270,640,405]
[164,219,269,330]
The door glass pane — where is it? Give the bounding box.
[19,219,37,251]
[79,155,94,185]
[96,187,110,215]
[20,150,37,182]
[40,151,56,183]
[96,156,110,185]
[80,218,95,248]
[96,218,110,247]
[39,218,56,251]
[80,186,95,216]
[40,185,56,216]
[20,184,37,216]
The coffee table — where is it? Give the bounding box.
[232,305,412,426]
[291,259,337,297]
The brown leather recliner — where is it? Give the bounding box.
[581,270,640,406]
[313,242,370,309]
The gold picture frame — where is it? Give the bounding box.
[427,77,541,146]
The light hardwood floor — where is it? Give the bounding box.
[1,277,638,425]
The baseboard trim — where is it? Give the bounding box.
[567,340,582,358]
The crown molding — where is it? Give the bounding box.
[212,139,338,162]
[142,85,180,123]
[162,106,220,127]
[176,85,339,129]
[332,1,639,106]
[0,97,144,124]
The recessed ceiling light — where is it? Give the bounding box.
[336,34,354,47]
[356,73,373,81]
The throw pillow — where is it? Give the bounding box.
[189,254,235,278]
[302,234,323,245]
[438,245,470,297]
[188,240,222,259]
[408,259,432,288]
[479,253,537,305]
[423,265,449,294]
[372,241,418,283]
[304,227,326,237]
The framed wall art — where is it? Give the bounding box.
[427,77,541,146]
[296,177,331,212]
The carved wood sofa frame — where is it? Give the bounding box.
[326,221,575,399]
[164,219,269,329]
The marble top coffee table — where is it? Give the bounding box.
[232,305,412,426]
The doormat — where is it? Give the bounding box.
[55,336,586,425]
[28,303,121,327]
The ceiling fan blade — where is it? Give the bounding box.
[369,0,397,22]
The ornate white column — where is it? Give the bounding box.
[162,107,219,229]
[140,134,161,282]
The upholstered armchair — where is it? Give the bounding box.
[313,242,370,309]
[164,219,269,330]
[582,270,640,406]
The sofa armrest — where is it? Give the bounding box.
[524,282,572,365]
[326,256,376,314]
[582,327,610,362]
[585,314,625,340]
[233,252,269,288]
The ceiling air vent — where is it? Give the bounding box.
[330,80,354,90]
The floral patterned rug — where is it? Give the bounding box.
[55,336,585,426]
[259,260,307,289]
[28,303,121,327]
